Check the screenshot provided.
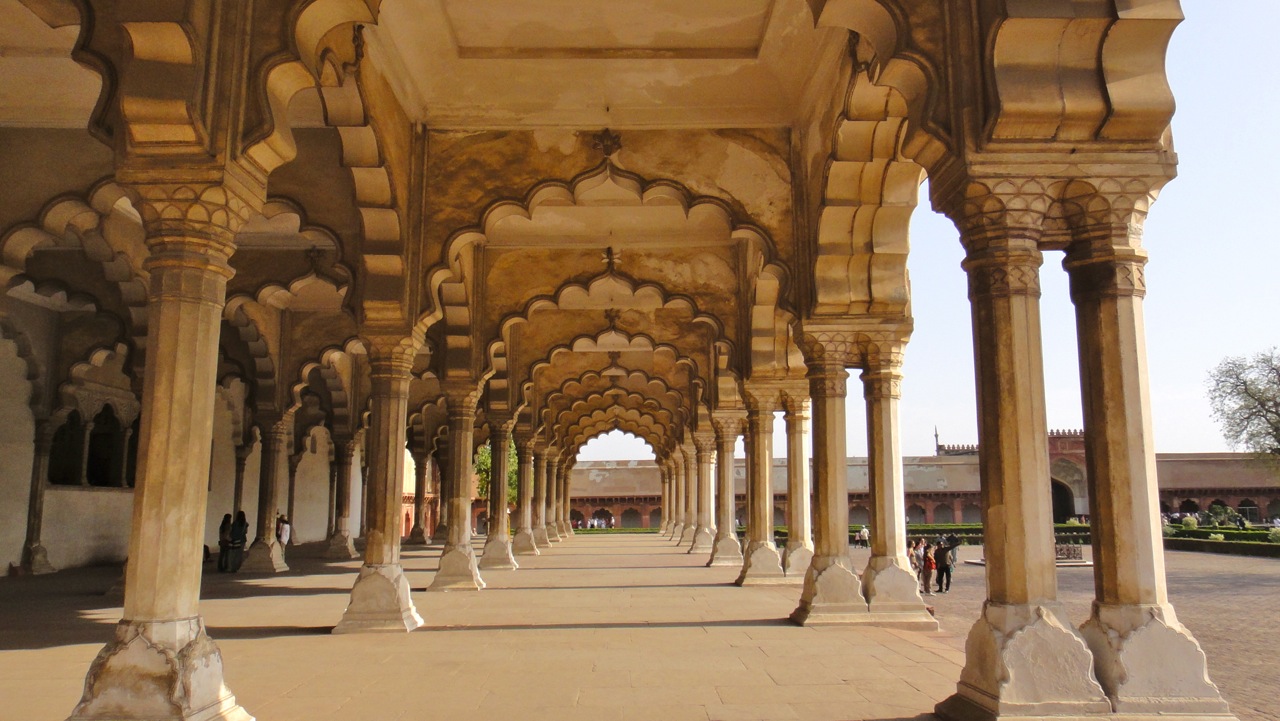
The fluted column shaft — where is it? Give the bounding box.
[782,396,813,575]
[232,445,250,516]
[334,349,424,631]
[546,454,561,540]
[325,441,358,559]
[860,352,932,622]
[513,437,539,555]
[406,451,428,544]
[937,214,1108,719]
[532,447,549,546]
[737,394,784,584]
[69,208,253,721]
[22,422,55,574]
[241,420,288,572]
[479,427,518,569]
[428,389,485,590]
[707,418,743,566]
[1067,225,1229,713]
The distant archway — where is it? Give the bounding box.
[591,508,614,527]
[849,505,869,525]
[1238,499,1259,523]
[648,508,661,527]
[1268,499,1280,520]
[48,411,84,486]
[1051,480,1075,524]
[962,504,982,523]
[621,508,642,528]
[906,504,926,525]
[570,509,584,525]
[1179,499,1200,514]
[86,405,123,487]
[773,506,785,527]
[933,504,956,524]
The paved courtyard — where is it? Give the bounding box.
[0,535,1273,721]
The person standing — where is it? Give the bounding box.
[921,543,937,596]
[276,514,292,559]
[217,514,233,572]
[229,511,249,571]
[934,534,961,593]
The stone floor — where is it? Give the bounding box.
[0,534,1272,721]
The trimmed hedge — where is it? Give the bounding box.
[1173,528,1271,543]
[1164,537,1280,558]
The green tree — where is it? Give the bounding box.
[473,441,518,503]
[1207,348,1280,456]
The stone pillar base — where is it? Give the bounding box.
[707,535,743,567]
[239,539,287,573]
[68,618,252,721]
[687,526,714,554]
[430,524,449,544]
[936,602,1110,721]
[863,555,930,612]
[532,527,552,548]
[332,564,423,634]
[512,530,541,556]
[560,521,574,537]
[678,525,697,546]
[405,526,428,546]
[22,542,56,575]
[324,532,358,560]
[782,542,812,577]
[427,545,485,591]
[669,522,684,541]
[1080,602,1233,716]
[790,557,868,625]
[478,537,518,570]
[735,541,786,585]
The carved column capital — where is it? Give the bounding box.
[692,432,717,457]
[806,363,849,399]
[712,413,747,441]
[780,391,810,420]
[132,182,256,266]
[796,330,857,368]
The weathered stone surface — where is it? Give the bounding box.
[68,618,252,721]
[333,563,423,634]
[428,546,485,592]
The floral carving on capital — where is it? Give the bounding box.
[943,179,1053,243]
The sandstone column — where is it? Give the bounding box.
[860,347,935,627]
[512,434,540,555]
[405,450,429,545]
[77,418,94,486]
[669,450,686,540]
[430,445,450,543]
[428,387,485,590]
[689,433,716,553]
[790,350,866,623]
[21,420,55,574]
[285,450,301,540]
[679,442,698,545]
[708,415,744,566]
[781,394,813,576]
[117,425,134,487]
[325,440,358,559]
[232,444,250,516]
[546,452,563,542]
[68,190,251,720]
[936,198,1108,719]
[560,458,574,535]
[532,445,551,547]
[479,426,518,569]
[325,444,337,538]
[737,390,784,584]
[1067,213,1231,715]
[658,467,670,533]
[334,344,423,632]
[240,419,288,572]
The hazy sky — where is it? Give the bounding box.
[578,2,1280,462]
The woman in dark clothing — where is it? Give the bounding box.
[217,514,233,572]
[229,511,249,572]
